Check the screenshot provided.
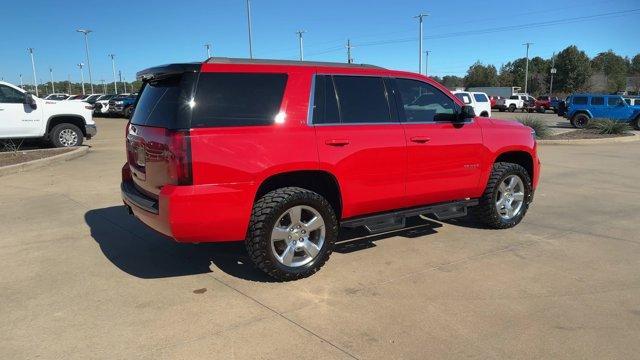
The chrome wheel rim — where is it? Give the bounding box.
[270,205,325,268]
[58,129,78,147]
[496,175,525,220]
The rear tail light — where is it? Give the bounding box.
[167,130,193,185]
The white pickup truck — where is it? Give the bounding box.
[0,81,96,147]
[495,93,535,113]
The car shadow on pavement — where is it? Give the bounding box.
[85,206,444,282]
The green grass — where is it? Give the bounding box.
[517,116,551,139]
[587,119,632,135]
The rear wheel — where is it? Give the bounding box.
[50,123,83,148]
[124,106,133,119]
[571,113,589,129]
[246,187,338,281]
[475,162,532,229]
[480,111,489,117]
[536,107,545,113]
[633,116,640,131]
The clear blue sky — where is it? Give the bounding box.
[2,0,639,87]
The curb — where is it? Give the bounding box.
[538,133,639,145]
[0,146,90,177]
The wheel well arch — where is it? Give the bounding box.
[46,115,86,137]
[571,110,591,119]
[255,170,342,218]
[480,111,489,117]
[494,151,534,179]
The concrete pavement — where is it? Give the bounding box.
[1,118,639,359]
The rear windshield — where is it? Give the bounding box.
[130,77,183,128]
[191,73,288,127]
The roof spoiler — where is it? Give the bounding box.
[136,63,201,82]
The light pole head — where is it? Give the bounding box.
[78,63,84,69]
[414,13,429,20]
[77,29,92,35]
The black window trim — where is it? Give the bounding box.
[308,73,400,126]
[392,77,469,125]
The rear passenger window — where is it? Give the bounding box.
[395,78,458,122]
[591,97,604,105]
[572,96,588,105]
[332,76,391,124]
[473,93,488,102]
[192,73,287,127]
[312,75,340,124]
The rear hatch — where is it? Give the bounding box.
[126,74,195,199]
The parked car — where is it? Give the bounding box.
[489,95,504,109]
[43,93,70,101]
[70,93,102,105]
[93,94,117,115]
[563,93,640,129]
[121,58,541,280]
[496,93,533,112]
[0,81,96,147]
[108,93,137,117]
[535,96,560,113]
[467,87,522,99]
[452,90,491,117]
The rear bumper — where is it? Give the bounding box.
[121,178,255,243]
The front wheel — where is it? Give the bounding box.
[246,187,338,281]
[633,116,640,131]
[50,123,83,148]
[475,162,532,229]
[124,106,133,119]
[571,113,589,129]
[508,104,516,112]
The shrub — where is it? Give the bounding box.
[517,116,551,139]
[587,119,632,135]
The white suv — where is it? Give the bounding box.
[0,81,96,147]
[452,90,492,117]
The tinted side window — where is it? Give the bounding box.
[0,85,24,103]
[591,97,604,105]
[395,78,458,122]
[572,96,588,105]
[332,76,391,124]
[473,93,488,102]
[312,75,339,124]
[625,99,632,105]
[455,93,472,104]
[192,73,287,127]
[607,97,624,106]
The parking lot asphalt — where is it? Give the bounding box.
[1,117,639,359]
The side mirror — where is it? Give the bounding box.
[456,105,475,122]
[24,93,37,109]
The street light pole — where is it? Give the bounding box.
[109,54,118,94]
[414,13,429,74]
[77,29,94,93]
[19,74,23,89]
[296,30,306,61]
[49,67,55,93]
[549,52,556,96]
[204,43,212,59]
[101,79,106,93]
[424,50,431,76]
[346,39,354,64]
[27,48,38,96]
[523,42,533,94]
[78,63,85,95]
[246,0,254,58]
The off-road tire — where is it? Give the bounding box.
[246,187,338,281]
[475,162,532,229]
[50,123,83,148]
[124,106,133,119]
[570,113,589,129]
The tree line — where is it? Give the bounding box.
[23,80,143,96]
[431,46,640,95]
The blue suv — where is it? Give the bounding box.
[564,94,640,130]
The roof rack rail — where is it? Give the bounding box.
[204,57,385,69]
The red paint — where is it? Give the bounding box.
[123,62,540,243]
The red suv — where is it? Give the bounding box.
[122,58,541,280]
